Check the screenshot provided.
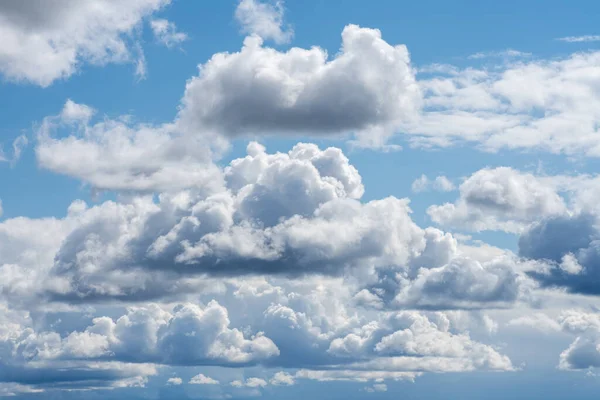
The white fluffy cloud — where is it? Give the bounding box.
[190,373,220,385]
[3,142,533,312]
[269,371,295,386]
[0,140,534,392]
[235,0,293,44]
[327,311,513,372]
[178,24,421,147]
[427,167,567,233]
[0,0,170,86]
[0,304,158,390]
[166,377,182,385]
[0,300,277,393]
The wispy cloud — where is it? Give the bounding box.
[468,49,531,59]
[557,35,600,43]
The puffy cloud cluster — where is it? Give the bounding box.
[0,0,170,86]
[0,300,276,393]
[33,143,534,311]
[0,304,158,390]
[67,301,278,365]
[421,167,600,297]
[428,167,567,233]
[326,311,513,371]
[0,140,532,393]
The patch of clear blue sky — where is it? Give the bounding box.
[1,0,600,231]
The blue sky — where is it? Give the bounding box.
[2,0,600,399]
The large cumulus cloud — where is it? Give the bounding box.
[32,143,530,309]
[2,141,537,394]
[177,24,421,147]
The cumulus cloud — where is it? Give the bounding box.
[1,141,533,392]
[3,142,533,312]
[178,24,421,147]
[0,0,170,86]
[427,167,567,233]
[190,373,219,385]
[235,0,293,44]
[269,371,295,386]
[166,377,182,385]
[391,256,524,309]
[0,300,277,393]
[150,18,187,48]
[0,303,158,390]
[327,311,513,372]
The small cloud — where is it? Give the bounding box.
[411,174,455,193]
[235,0,293,44]
[365,383,388,393]
[134,42,147,81]
[0,135,29,167]
[468,49,532,59]
[556,35,600,43]
[167,377,182,386]
[269,371,295,386]
[150,19,188,48]
[189,373,219,385]
[231,377,268,388]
